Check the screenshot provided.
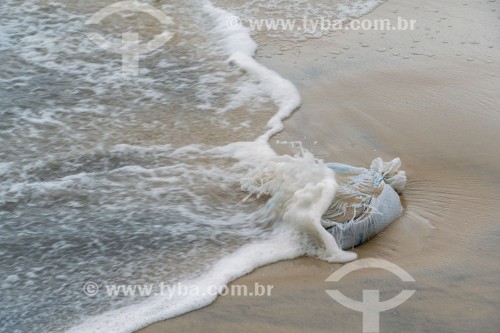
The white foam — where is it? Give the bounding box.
[67,229,302,333]
[65,142,356,333]
[59,0,380,331]
[203,2,301,141]
[228,52,301,142]
[203,2,257,57]
[227,142,357,261]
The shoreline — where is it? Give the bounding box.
[139,0,500,332]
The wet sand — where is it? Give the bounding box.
[139,0,500,332]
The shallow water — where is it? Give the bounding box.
[135,0,500,331]
[0,0,385,332]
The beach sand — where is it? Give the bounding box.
[139,0,500,331]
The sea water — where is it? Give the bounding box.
[0,0,383,332]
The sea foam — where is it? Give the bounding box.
[66,0,360,328]
[0,0,383,332]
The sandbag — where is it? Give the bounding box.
[324,158,405,249]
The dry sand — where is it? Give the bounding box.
[139,0,500,332]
